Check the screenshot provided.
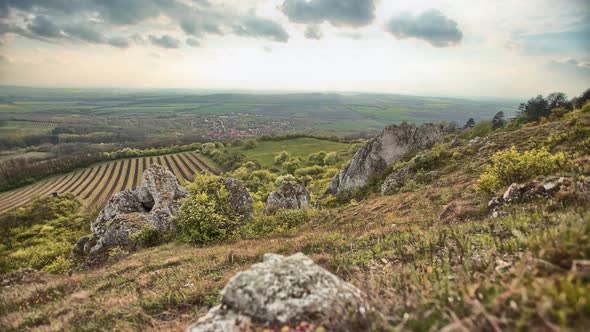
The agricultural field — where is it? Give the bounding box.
[0,152,218,214]
[227,137,350,168]
[0,120,57,138]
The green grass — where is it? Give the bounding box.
[227,138,350,168]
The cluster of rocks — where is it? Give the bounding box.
[488,176,589,217]
[73,164,189,264]
[265,180,310,214]
[186,253,373,332]
[326,123,447,195]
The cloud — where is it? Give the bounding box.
[0,0,289,47]
[385,9,463,47]
[549,58,590,78]
[107,37,130,48]
[63,24,104,43]
[28,16,62,38]
[149,35,181,49]
[186,38,200,47]
[304,25,322,40]
[281,0,375,27]
[233,16,289,42]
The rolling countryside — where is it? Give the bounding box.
[0,152,217,214]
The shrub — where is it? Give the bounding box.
[242,209,311,238]
[130,225,162,247]
[176,174,244,245]
[323,152,339,166]
[476,147,570,194]
[274,151,290,165]
[469,121,493,139]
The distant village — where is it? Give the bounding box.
[191,113,294,140]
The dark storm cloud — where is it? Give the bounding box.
[107,36,130,48]
[281,0,375,27]
[63,24,104,43]
[304,25,322,40]
[0,0,292,46]
[28,15,62,38]
[233,16,289,42]
[186,37,200,47]
[385,9,463,47]
[149,34,181,48]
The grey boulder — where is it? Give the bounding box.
[265,181,310,214]
[72,164,188,264]
[186,253,372,332]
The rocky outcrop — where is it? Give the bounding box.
[265,181,310,214]
[72,164,188,264]
[186,253,372,332]
[488,176,590,217]
[218,177,253,223]
[326,123,446,195]
[381,161,418,195]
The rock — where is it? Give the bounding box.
[450,138,461,147]
[381,161,417,195]
[468,137,480,145]
[265,181,310,214]
[219,177,253,223]
[186,253,372,332]
[326,123,446,195]
[73,164,188,265]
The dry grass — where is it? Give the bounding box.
[1,114,589,331]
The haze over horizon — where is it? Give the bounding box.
[0,0,588,99]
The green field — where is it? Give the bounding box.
[228,137,350,168]
[0,120,57,138]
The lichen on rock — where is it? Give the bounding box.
[186,253,373,332]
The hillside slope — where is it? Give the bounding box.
[1,114,589,331]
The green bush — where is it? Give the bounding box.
[274,151,290,165]
[176,174,244,245]
[469,120,493,138]
[130,225,162,247]
[476,147,570,194]
[242,209,311,238]
[0,195,88,273]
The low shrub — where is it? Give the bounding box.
[176,174,244,245]
[476,147,570,194]
[242,209,311,238]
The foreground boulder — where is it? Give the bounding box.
[326,123,446,195]
[265,181,310,214]
[186,253,372,332]
[73,164,188,264]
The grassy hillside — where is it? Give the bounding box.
[227,137,350,168]
[0,112,589,331]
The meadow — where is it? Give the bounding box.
[227,137,350,168]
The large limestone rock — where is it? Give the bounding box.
[265,181,310,214]
[186,253,372,332]
[219,177,254,223]
[326,123,446,195]
[73,164,188,264]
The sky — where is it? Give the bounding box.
[0,0,588,99]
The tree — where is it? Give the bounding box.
[274,151,290,165]
[491,111,505,130]
[463,118,476,129]
[243,139,257,150]
[517,95,549,122]
[572,88,590,109]
[547,92,571,111]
